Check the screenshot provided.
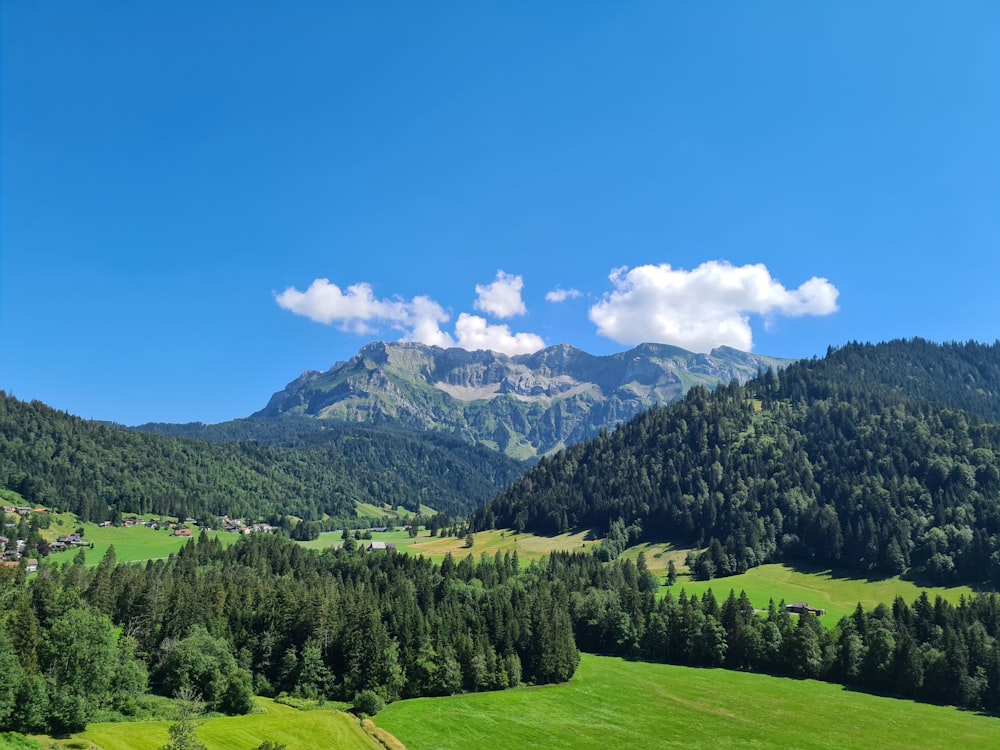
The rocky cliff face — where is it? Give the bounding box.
[253,342,792,458]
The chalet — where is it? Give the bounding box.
[1,561,19,570]
[173,527,194,538]
[99,520,113,527]
[367,541,397,553]
[25,559,38,573]
[2,506,15,515]
[784,601,826,617]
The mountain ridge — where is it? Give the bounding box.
[253,341,792,458]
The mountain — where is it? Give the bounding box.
[0,393,526,522]
[471,338,1000,586]
[252,341,792,458]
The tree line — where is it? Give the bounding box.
[0,533,579,736]
[539,549,1000,712]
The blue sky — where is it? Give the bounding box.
[2,2,997,425]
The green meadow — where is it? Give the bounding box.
[41,698,380,750]
[36,515,239,567]
[298,527,598,564]
[666,563,976,625]
[376,653,1000,750]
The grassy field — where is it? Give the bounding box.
[354,501,434,520]
[35,516,240,568]
[404,527,597,564]
[299,527,598,564]
[39,698,381,750]
[376,653,1000,750]
[666,563,976,625]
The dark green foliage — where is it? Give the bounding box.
[153,627,254,715]
[474,339,1000,585]
[0,392,526,521]
[351,689,385,717]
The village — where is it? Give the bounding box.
[0,504,281,574]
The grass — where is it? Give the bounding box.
[298,527,598,564]
[39,698,382,750]
[375,653,1000,750]
[400,527,597,564]
[354,501,432,520]
[667,563,976,625]
[37,519,239,568]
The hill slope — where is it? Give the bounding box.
[472,338,1000,585]
[252,341,790,458]
[0,393,525,521]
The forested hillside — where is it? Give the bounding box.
[0,393,526,522]
[473,339,1000,585]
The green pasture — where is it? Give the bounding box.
[668,563,976,625]
[354,501,433,520]
[298,527,424,552]
[40,521,239,568]
[299,527,597,564]
[376,653,1000,750]
[41,698,380,750]
[399,527,597,564]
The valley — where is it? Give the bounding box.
[2,338,1000,749]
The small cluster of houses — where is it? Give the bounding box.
[104,516,168,530]
[50,531,88,553]
[99,514,277,537]
[0,536,37,572]
[217,516,276,535]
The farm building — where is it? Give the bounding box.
[784,602,826,616]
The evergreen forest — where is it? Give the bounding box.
[0,394,526,522]
[473,339,1000,585]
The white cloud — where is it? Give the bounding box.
[474,270,527,319]
[453,313,546,355]
[402,295,456,349]
[545,287,582,303]
[588,261,839,353]
[274,279,412,333]
[276,276,546,356]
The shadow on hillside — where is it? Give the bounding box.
[837,682,1000,719]
[782,559,993,594]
